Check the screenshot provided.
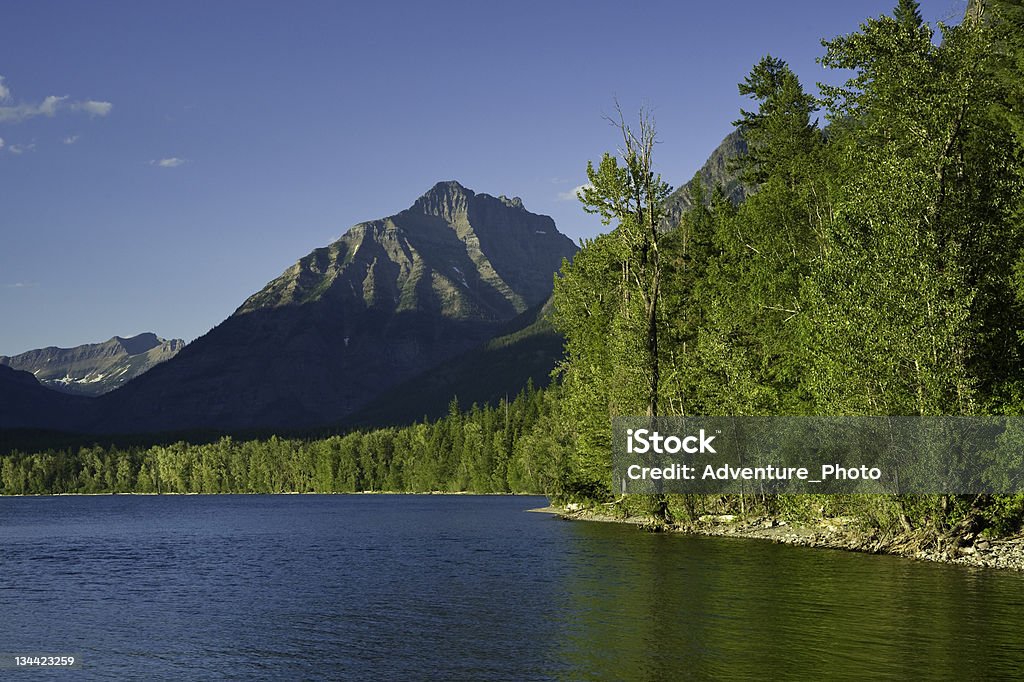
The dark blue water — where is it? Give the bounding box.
[2,495,1024,680]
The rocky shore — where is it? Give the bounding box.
[549,505,1024,571]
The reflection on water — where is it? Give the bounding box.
[1,495,1023,680]
[558,521,1024,680]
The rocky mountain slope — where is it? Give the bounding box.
[661,129,748,229]
[91,181,577,433]
[0,333,184,396]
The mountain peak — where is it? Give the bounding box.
[411,180,475,219]
[409,181,530,224]
[427,179,471,195]
[112,332,162,356]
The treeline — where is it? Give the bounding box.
[546,0,1024,539]
[0,384,566,495]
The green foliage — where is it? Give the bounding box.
[734,55,820,186]
[552,107,673,505]
[575,108,673,418]
[548,1,1024,539]
[987,0,1024,147]
[980,494,1024,537]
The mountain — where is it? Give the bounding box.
[91,181,577,433]
[661,129,748,229]
[0,365,97,431]
[350,135,752,428]
[0,333,184,397]
[349,135,752,428]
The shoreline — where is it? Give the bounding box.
[6,494,1021,571]
[553,506,1024,572]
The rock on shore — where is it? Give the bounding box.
[556,507,1024,571]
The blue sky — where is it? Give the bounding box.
[0,0,965,355]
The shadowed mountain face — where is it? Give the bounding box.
[0,333,184,396]
[0,365,98,431]
[347,296,563,428]
[94,181,578,433]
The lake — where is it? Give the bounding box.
[2,495,1023,679]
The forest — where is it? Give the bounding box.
[547,0,1024,541]
[3,0,1024,545]
[0,386,557,496]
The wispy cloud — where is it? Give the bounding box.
[0,137,4,150]
[5,282,38,289]
[74,100,112,117]
[38,95,68,116]
[63,135,79,145]
[0,95,66,123]
[0,75,113,124]
[557,183,591,202]
[8,142,35,155]
[150,157,187,168]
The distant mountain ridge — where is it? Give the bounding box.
[0,333,184,396]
